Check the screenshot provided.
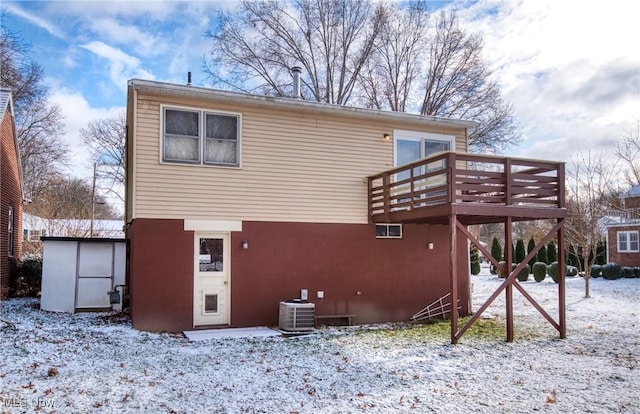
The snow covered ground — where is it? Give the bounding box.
[1,272,638,413]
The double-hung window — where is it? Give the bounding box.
[163,107,240,167]
[617,231,639,253]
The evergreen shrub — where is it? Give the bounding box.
[516,264,531,282]
[602,263,622,280]
[533,262,547,282]
[622,267,635,278]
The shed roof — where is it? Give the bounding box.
[128,79,478,130]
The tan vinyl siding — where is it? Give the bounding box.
[130,91,467,224]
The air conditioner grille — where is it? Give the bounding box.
[279,301,315,331]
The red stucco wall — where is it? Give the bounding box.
[1,109,23,298]
[128,219,470,332]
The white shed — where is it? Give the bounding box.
[40,237,126,313]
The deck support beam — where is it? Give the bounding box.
[449,214,459,344]
[451,219,566,344]
[505,217,514,342]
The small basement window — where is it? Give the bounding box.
[376,224,403,239]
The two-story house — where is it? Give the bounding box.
[125,79,566,342]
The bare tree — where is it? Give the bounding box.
[565,151,616,298]
[205,2,519,153]
[25,176,117,220]
[358,2,428,112]
[205,0,384,103]
[1,19,68,197]
[615,120,640,188]
[418,10,518,153]
[80,112,126,202]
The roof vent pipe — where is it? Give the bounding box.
[292,66,302,98]
[187,71,192,86]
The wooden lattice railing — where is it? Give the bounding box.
[368,152,565,220]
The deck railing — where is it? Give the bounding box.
[368,152,565,220]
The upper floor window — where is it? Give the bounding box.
[163,107,240,167]
[617,231,639,253]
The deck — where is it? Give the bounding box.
[368,152,566,225]
[368,152,567,343]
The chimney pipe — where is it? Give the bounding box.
[187,72,192,86]
[292,66,302,98]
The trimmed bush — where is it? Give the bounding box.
[547,261,568,283]
[602,263,622,280]
[634,267,640,278]
[622,267,635,278]
[590,265,602,278]
[516,264,531,282]
[533,262,547,282]
[567,266,578,277]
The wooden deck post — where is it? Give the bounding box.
[450,214,459,344]
[557,217,567,338]
[505,217,514,342]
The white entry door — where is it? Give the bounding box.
[193,233,230,326]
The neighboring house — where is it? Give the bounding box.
[22,213,124,256]
[126,78,566,334]
[603,185,640,267]
[0,88,24,298]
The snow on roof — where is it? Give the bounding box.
[622,184,640,198]
[0,87,12,119]
[1,272,638,412]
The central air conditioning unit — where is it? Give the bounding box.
[279,301,315,331]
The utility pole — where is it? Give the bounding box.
[90,163,96,237]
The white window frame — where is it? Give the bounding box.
[161,105,241,168]
[375,223,403,239]
[617,231,639,253]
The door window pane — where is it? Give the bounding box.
[199,238,224,271]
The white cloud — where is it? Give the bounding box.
[5,3,66,39]
[79,41,155,91]
[89,18,164,57]
[454,0,640,163]
[47,88,124,180]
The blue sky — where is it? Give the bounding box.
[2,0,639,188]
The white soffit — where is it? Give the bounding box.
[183,219,243,232]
